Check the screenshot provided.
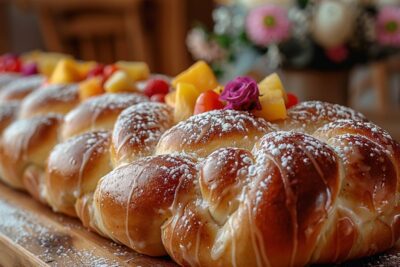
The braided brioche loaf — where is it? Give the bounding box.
[0,71,399,266]
[74,101,400,266]
[0,80,148,198]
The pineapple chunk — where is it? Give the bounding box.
[104,70,135,93]
[172,61,218,92]
[254,89,287,121]
[165,91,176,107]
[78,77,104,100]
[115,61,150,81]
[258,73,288,103]
[49,58,81,84]
[174,83,201,123]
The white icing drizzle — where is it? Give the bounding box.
[125,166,143,249]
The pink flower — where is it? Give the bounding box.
[186,29,227,62]
[245,5,291,46]
[376,7,400,47]
[220,76,261,111]
[21,62,39,76]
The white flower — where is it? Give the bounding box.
[312,0,356,48]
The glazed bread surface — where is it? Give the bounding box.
[76,101,400,267]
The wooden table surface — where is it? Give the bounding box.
[0,181,400,267]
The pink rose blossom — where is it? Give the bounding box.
[376,7,400,47]
[220,76,261,111]
[245,5,291,46]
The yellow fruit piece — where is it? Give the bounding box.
[21,51,72,77]
[49,58,81,84]
[213,85,224,94]
[115,61,150,81]
[104,70,135,93]
[258,73,288,103]
[78,77,104,101]
[254,89,287,121]
[172,61,218,92]
[76,61,97,79]
[174,83,201,123]
[165,91,176,107]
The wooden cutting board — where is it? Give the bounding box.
[0,182,176,267]
[0,181,399,267]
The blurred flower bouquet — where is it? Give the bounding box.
[187,0,400,82]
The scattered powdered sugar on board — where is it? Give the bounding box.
[0,198,121,266]
[312,245,400,266]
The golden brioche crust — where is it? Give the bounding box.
[46,131,111,216]
[279,101,368,133]
[62,93,149,139]
[0,73,20,88]
[0,91,398,267]
[111,102,174,166]
[0,102,20,135]
[19,84,80,119]
[0,75,44,103]
[77,102,400,267]
[156,109,276,158]
[0,114,63,190]
[78,154,198,256]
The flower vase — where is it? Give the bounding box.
[281,69,350,105]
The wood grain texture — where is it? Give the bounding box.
[0,181,176,267]
[0,180,400,267]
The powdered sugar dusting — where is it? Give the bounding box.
[253,131,337,176]
[164,109,273,145]
[112,102,173,160]
[0,102,19,125]
[24,83,78,105]
[0,75,44,101]
[282,101,367,133]
[0,197,121,266]
[81,93,148,112]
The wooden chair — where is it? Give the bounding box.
[32,0,151,65]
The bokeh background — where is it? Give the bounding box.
[1,0,399,140]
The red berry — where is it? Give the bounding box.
[150,93,166,103]
[103,64,118,77]
[286,92,299,109]
[144,79,170,97]
[86,64,104,78]
[0,54,21,73]
[194,90,225,115]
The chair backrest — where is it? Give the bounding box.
[33,0,151,65]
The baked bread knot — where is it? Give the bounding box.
[19,84,80,119]
[81,102,400,266]
[280,101,368,133]
[62,93,148,140]
[111,102,174,166]
[156,109,276,157]
[48,102,173,217]
[0,83,82,195]
[0,115,63,192]
[0,75,44,103]
[0,102,20,135]
[0,73,20,88]
[46,131,111,216]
